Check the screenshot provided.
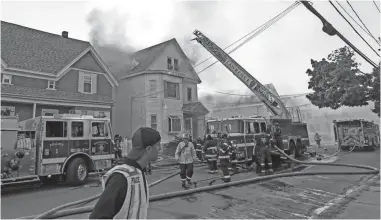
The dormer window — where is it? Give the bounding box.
[47,80,56,89]
[167,57,173,70]
[2,74,12,84]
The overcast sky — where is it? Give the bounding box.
[1,0,380,97]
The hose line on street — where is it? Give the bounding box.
[28,147,379,219]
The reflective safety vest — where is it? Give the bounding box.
[102,164,149,219]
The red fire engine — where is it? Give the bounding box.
[193,30,310,166]
[1,114,114,187]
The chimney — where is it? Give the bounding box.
[62,31,68,38]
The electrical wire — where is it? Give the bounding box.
[335,1,381,45]
[192,1,299,69]
[373,0,381,13]
[345,0,381,45]
[196,1,301,75]
[328,1,380,57]
[301,1,378,68]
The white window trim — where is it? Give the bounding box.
[164,81,180,100]
[42,109,59,116]
[168,115,181,133]
[150,114,158,130]
[47,80,56,90]
[174,58,179,71]
[83,73,92,94]
[2,74,12,84]
[167,57,173,70]
[187,87,192,101]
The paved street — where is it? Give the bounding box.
[1,147,379,219]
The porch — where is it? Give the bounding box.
[182,102,209,139]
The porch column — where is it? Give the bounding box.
[32,103,37,118]
[190,117,193,138]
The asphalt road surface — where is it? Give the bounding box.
[1,146,379,219]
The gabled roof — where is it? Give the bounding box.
[183,102,209,114]
[128,39,174,75]
[1,21,91,74]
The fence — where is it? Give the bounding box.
[120,138,132,157]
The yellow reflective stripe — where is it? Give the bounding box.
[219,155,230,159]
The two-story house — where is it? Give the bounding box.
[1,21,118,121]
[110,38,209,143]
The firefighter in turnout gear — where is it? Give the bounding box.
[258,133,273,174]
[274,123,283,150]
[218,133,231,182]
[175,133,197,188]
[203,135,218,173]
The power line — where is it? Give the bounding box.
[328,1,380,57]
[196,1,301,75]
[335,1,380,45]
[373,0,381,13]
[345,0,381,45]
[300,1,378,68]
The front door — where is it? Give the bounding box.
[184,118,192,137]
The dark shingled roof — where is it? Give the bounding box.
[1,84,114,104]
[1,21,90,74]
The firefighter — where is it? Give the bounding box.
[175,133,197,188]
[315,132,322,148]
[274,123,283,150]
[258,133,273,174]
[203,135,218,173]
[218,133,231,182]
[114,134,123,160]
[195,137,204,161]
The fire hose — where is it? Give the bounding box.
[27,146,378,219]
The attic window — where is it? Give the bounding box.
[167,57,173,70]
[2,74,12,84]
[174,59,179,71]
[47,80,56,89]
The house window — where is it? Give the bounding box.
[2,74,12,84]
[47,80,56,89]
[149,80,157,98]
[81,110,87,115]
[164,81,180,99]
[151,115,157,130]
[174,59,179,71]
[168,116,181,132]
[69,110,75,114]
[71,121,84,137]
[1,106,15,116]
[187,88,192,101]
[42,109,59,116]
[92,122,108,137]
[99,111,106,117]
[83,73,92,93]
[167,57,173,70]
[45,121,67,138]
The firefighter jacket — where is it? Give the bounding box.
[274,127,282,138]
[175,141,197,164]
[101,164,149,219]
[204,139,218,161]
[218,140,231,160]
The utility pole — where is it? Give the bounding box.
[300,1,379,68]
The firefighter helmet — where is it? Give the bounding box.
[221,133,228,139]
[182,133,191,140]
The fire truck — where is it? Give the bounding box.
[333,119,380,151]
[1,114,114,187]
[193,30,310,166]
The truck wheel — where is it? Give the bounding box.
[295,142,303,158]
[66,158,88,186]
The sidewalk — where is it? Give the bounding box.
[336,177,380,219]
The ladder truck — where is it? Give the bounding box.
[193,30,310,160]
